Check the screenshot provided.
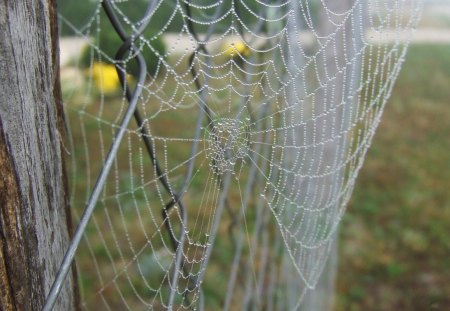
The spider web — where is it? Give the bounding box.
[57,0,422,310]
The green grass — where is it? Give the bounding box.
[337,45,450,310]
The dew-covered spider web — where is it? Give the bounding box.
[54,0,422,310]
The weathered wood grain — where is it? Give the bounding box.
[0,0,77,310]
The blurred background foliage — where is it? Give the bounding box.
[57,0,320,36]
[336,44,450,310]
[58,0,166,77]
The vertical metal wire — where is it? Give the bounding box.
[43,1,158,309]
[44,0,225,309]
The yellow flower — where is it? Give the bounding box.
[91,62,120,93]
[224,41,251,58]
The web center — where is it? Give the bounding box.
[205,118,250,174]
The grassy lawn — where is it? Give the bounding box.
[337,45,450,310]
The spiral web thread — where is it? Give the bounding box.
[57,0,422,310]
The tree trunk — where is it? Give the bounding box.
[0,0,77,310]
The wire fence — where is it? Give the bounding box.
[45,0,423,309]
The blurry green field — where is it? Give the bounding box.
[337,45,450,310]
